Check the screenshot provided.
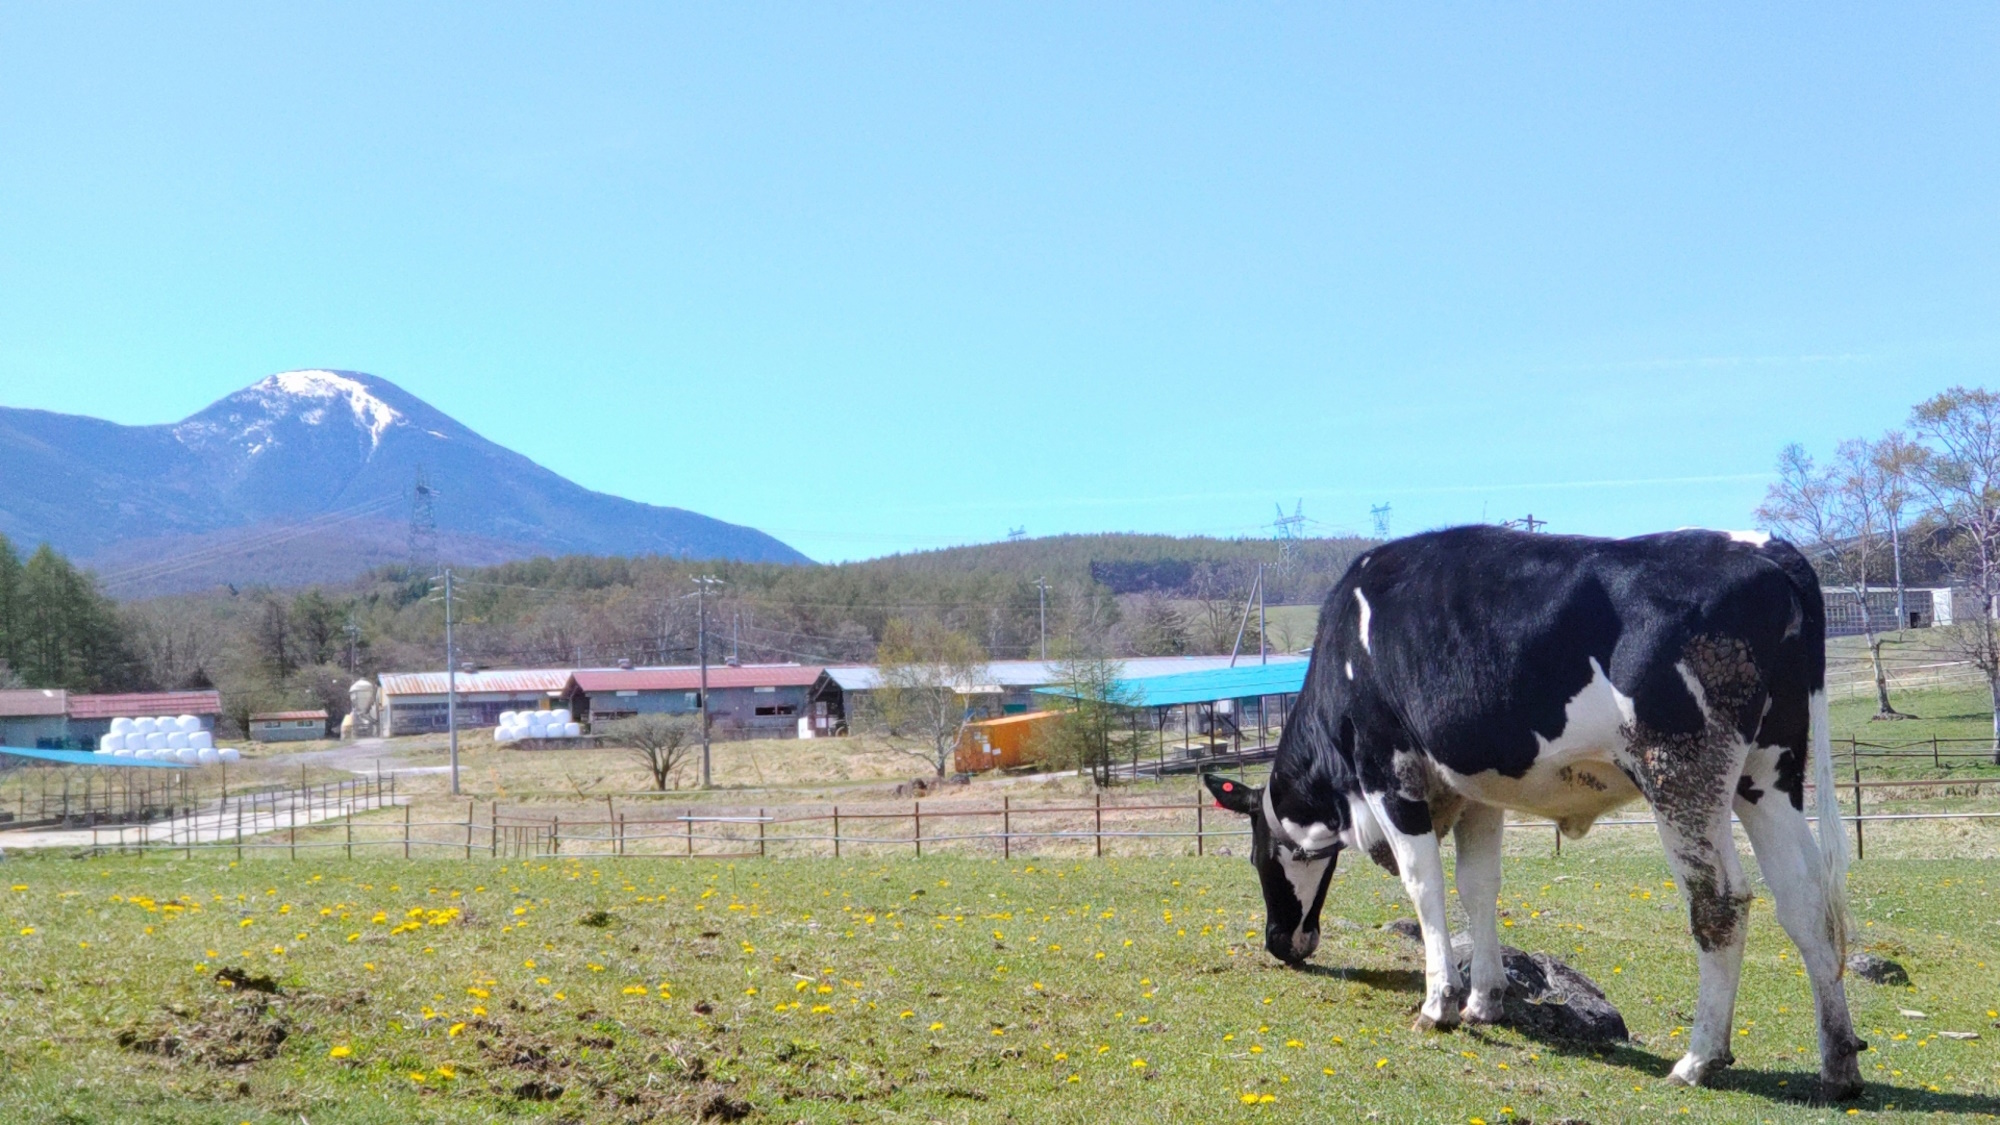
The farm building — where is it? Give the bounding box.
[812,654,1310,733]
[1035,661,1307,767]
[953,711,1062,772]
[250,710,329,742]
[562,664,824,739]
[0,689,223,750]
[377,669,573,736]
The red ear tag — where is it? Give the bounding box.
[1221,782,1234,792]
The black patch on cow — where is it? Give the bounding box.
[1771,746,1805,810]
[1735,774,1763,805]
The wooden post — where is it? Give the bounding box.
[1195,792,1204,857]
[1852,759,1865,862]
[913,801,922,858]
[832,806,840,858]
[1554,822,1561,856]
[465,801,474,860]
[1095,791,1103,858]
[686,808,693,856]
[758,808,766,857]
[1002,796,1011,860]
[553,815,561,855]
[403,803,411,859]
[346,809,353,860]
[491,804,499,857]
[1933,734,1940,769]
[235,802,243,862]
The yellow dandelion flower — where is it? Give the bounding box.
[447,1022,466,1037]
[328,1045,352,1059]
[1130,1058,1147,1069]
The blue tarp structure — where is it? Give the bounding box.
[0,745,192,769]
[1034,660,1308,709]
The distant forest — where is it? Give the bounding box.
[99,532,1372,731]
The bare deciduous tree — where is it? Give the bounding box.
[1908,387,2000,758]
[606,713,702,790]
[866,618,989,777]
[1758,439,1907,720]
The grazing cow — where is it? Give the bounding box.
[1205,526,1864,1099]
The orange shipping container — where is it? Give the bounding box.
[953,711,1062,773]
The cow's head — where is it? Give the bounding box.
[1204,772,1344,965]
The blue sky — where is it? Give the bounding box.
[3,4,1996,562]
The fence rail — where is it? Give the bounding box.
[49,772,2000,864]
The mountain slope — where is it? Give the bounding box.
[0,370,809,594]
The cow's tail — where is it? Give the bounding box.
[1811,687,1851,965]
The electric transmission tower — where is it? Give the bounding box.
[1370,503,1392,540]
[1271,501,1305,565]
[408,466,439,573]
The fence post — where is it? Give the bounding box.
[1002,796,1011,860]
[832,806,840,859]
[465,801,474,860]
[1094,792,1103,858]
[686,809,693,857]
[404,803,411,859]
[1195,793,1203,857]
[914,801,922,858]
[491,804,499,858]
[346,809,353,860]
[553,815,561,855]
[1852,759,1865,862]
[758,808,766,858]
[235,802,243,862]
[1934,735,1941,769]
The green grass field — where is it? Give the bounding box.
[2,849,1996,1123]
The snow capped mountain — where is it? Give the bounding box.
[174,370,406,457]
[0,370,809,594]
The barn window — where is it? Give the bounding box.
[754,705,798,717]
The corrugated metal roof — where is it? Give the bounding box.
[0,744,192,768]
[823,655,1307,693]
[250,710,328,721]
[378,669,575,696]
[1035,661,1307,709]
[0,689,68,717]
[570,664,823,693]
[67,691,223,719]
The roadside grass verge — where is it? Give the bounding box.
[1,850,1996,1123]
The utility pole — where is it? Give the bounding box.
[344,619,361,675]
[440,567,459,796]
[731,610,740,664]
[1034,577,1049,661]
[1257,563,1267,665]
[1890,517,1908,631]
[694,576,723,788]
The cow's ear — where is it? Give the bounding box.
[1203,773,1260,815]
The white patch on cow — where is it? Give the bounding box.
[1358,554,1370,568]
[1675,661,1709,714]
[1353,588,1373,655]
[1344,660,1354,681]
[1430,657,1641,834]
[1262,789,1332,957]
[1725,529,1771,546]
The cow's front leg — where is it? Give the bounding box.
[1366,791,1460,1030]
[1452,802,1508,1024]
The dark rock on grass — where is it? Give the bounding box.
[701,1093,754,1121]
[214,967,280,994]
[1847,952,1910,986]
[579,909,614,928]
[1380,922,1628,1043]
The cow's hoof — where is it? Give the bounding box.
[1462,988,1505,1025]
[1666,1052,1734,1088]
[1412,1002,1461,1032]
[1818,1074,1864,1103]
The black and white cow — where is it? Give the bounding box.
[1206,526,1864,1099]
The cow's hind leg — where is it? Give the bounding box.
[1365,790,1462,1030]
[1736,759,1865,1100]
[1654,804,1753,1088]
[1452,802,1508,1024]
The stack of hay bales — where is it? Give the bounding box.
[493,708,582,743]
[98,715,240,764]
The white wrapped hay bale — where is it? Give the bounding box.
[190,731,213,750]
[166,732,189,750]
[551,708,572,726]
[563,722,582,738]
[196,746,219,765]
[100,733,125,754]
[217,747,241,763]
[176,714,200,732]
[175,747,199,764]
[145,732,168,751]
[110,717,135,735]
